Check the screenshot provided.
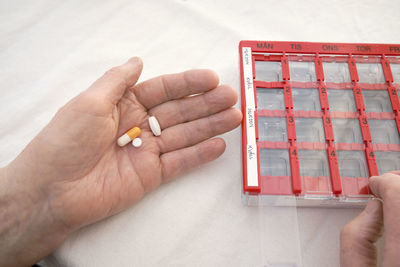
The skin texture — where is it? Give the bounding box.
[0,57,242,266]
[341,171,400,267]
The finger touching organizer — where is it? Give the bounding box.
[239,41,400,206]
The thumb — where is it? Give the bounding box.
[86,57,143,105]
[340,199,383,267]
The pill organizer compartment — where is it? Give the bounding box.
[289,61,316,82]
[292,88,320,111]
[369,119,400,144]
[258,117,288,142]
[332,119,363,144]
[295,118,325,143]
[255,61,282,82]
[256,88,284,110]
[327,89,357,112]
[375,151,400,174]
[390,62,400,84]
[323,61,351,83]
[260,149,290,177]
[363,90,393,113]
[337,150,368,178]
[299,150,332,195]
[356,61,385,84]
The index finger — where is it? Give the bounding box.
[132,69,219,109]
[369,172,400,266]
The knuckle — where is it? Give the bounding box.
[160,75,173,100]
[177,100,189,122]
[156,137,168,153]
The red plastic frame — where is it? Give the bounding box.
[240,40,400,197]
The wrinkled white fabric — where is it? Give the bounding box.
[1,0,397,266]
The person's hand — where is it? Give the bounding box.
[0,57,242,266]
[340,171,400,267]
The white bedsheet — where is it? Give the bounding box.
[1,0,398,266]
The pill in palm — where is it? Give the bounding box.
[131,137,142,147]
[117,126,141,147]
[149,116,161,136]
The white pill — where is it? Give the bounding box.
[148,116,161,136]
[131,137,142,147]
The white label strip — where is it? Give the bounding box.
[242,47,259,187]
[242,47,255,108]
[246,143,259,187]
[246,106,256,144]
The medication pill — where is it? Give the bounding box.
[131,138,142,147]
[148,116,161,136]
[117,126,141,147]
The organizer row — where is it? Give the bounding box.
[257,116,400,144]
[255,59,400,84]
[259,149,400,178]
[256,87,399,113]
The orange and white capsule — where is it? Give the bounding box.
[117,127,141,147]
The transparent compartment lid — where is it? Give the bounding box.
[257,196,303,267]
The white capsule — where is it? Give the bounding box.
[131,137,142,147]
[149,116,161,136]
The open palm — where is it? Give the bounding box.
[15,58,241,232]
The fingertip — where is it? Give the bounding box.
[204,69,220,87]
[218,84,239,106]
[225,107,243,132]
[219,108,242,132]
[126,57,143,71]
[369,172,400,199]
[127,56,142,64]
[206,137,226,158]
[197,138,226,164]
[214,137,226,152]
[184,69,220,92]
[231,107,243,124]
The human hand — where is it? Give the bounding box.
[340,171,400,267]
[0,57,242,266]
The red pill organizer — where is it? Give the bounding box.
[239,41,400,206]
